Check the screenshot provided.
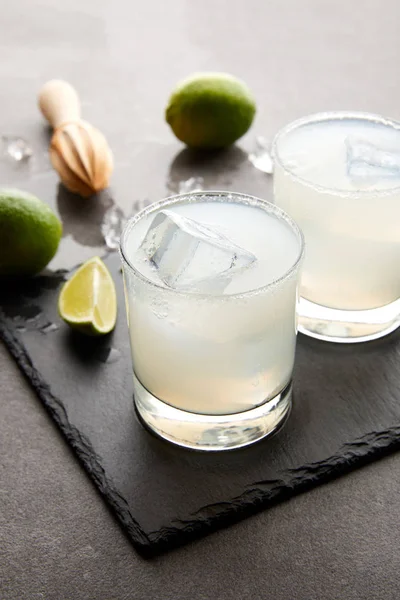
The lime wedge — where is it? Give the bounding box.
[58,257,117,335]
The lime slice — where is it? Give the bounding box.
[58,257,117,335]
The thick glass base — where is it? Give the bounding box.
[298,297,400,343]
[133,374,292,451]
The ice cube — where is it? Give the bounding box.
[139,210,257,293]
[346,136,400,183]
[101,205,126,250]
[1,135,32,161]
[102,200,152,251]
[248,136,273,174]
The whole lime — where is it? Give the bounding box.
[0,188,62,276]
[165,72,256,149]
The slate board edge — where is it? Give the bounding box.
[2,313,400,558]
[0,316,152,558]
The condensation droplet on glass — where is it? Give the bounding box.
[178,176,204,194]
[1,135,33,162]
[248,136,273,174]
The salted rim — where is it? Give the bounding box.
[272,111,400,197]
[119,191,305,300]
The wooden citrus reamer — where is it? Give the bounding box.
[38,80,113,197]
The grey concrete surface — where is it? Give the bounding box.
[1,0,400,598]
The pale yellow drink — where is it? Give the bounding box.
[274,112,400,342]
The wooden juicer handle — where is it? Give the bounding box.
[38,80,82,129]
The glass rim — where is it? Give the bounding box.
[119,191,305,300]
[272,110,400,197]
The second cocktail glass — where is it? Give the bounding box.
[273,111,400,343]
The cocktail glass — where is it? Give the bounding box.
[273,112,400,343]
[120,191,304,450]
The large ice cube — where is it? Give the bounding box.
[139,210,257,293]
[346,136,400,183]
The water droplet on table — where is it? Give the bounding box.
[12,304,42,322]
[1,135,33,161]
[248,136,273,174]
[40,322,59,334]
[9,304,41,332]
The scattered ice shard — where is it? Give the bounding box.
[40,322,59,334]
[166,175,204,195]
[1,135,33,161]
[248,136,273,174]
[96,347,121,364]
[346,136,400,182]
[102,201,152,250]
[101,205,127,250]
[178,176,204,194]
[139,209,257,293]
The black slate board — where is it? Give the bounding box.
[1,252,400,558]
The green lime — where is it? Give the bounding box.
[58,257,117,336]
[0,188,62,276]
[165,72,256,149]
